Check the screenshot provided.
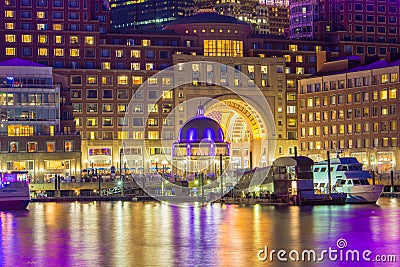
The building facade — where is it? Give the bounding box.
[0,1,322,176]
[0,58,81,182]
[298,56,400,173]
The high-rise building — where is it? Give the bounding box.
[289,0,400,58]
[110,0,194,32]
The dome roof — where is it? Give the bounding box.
[165,12,250,27]
[178,116,225,143]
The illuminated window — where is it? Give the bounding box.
[101,62,110,70]
[54,35,63,44]
[148,104,158,113]
[289,45,298,51]
[163,91,173,99]
[9,142,18,153]
[87,75,98,85]
[389,88,397,99]
[70,36,79,44]
[203,40,243,57]
[102,76,113,85]
[22,34,32,43]
[381,74,389,84]
[46,142,55,153]
[37,11,46,19]
[38,48,48,56]
[75,118,82,127]
[54,48,64,56]
[142,39,151,46]
[6,47,15,55]
[296,67,304,74]
[380,89,388,100]
[117,104,127,113]
[53,24,63,30]
[70,49,79,57]
[115,49,124,58]
[390,73,398,83]
[87,118,98,127]
[162,78,172,86]
[131,63,140,70]
[27,142,37,153]
[296,55,304,62]
[132,76,142,85]
[131,50,140,58]
[5,34,15,42]
[5,10,14,17]
[85,36,95,45]
[117,75,128,85]
[148,131,159,139]
[148,78,157,85]
[118,131,129,140]
[145,63,154,70]
[102,118,113,126]
[284,55,291,62]
[5,23,14,29]
[38,35,48,43]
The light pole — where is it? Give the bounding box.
[119,148,123,180]
[214,159,218,180]
[219,154,223,197]
[162,160,167,196]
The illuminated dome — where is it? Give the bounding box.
[178,105,225,143]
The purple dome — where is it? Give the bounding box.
[178,116,224,143]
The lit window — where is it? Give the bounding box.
[46,142,55,153]
[390,73,398,83]
[142,39,151,46]
[9,142,18,153]
[27,142,37,153]
[148,131,159,139]
[87,118,98,127]
[289,45,298,51]
[22,34,32,43]
[116,49,124,58]
[6,47,15,55]
[146,63,154,70]
[5,34,15,42]
[37,11,46,19]
[148,104,158,113]
[54,35,63,44]
[284,55,291,62]
[53,24,63,30]
[203,40,243,57]
[64,141,73,152]
[38,35,48,43]
[389,88,397,99]
[163,91,173,99]
[5,23,14,29]
[131,50,140,58]
[296,55,304,62]
[102,76,113,85]
[54,48,64,56]
[5,10,14,18]
[381,74,389,84]
[117,75,128,85]
[118,131,129,140]
[87,75,98,85]
[101,62,110,70]
[70,36,79,44]
[70,49,79,57]
[132,76,143,85]
[85,36,95,45]
[296,67,304,74]
[131,63,140,70]
[148,78,157,85]
[380,89,388,100]
[38,48,48,56]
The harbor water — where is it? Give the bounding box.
[0,198,399,267]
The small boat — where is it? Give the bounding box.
[313,157,384,203]
[0,181,31,210]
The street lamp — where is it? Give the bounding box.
[161,160,167,196]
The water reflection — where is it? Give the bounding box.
[0,199,398,266]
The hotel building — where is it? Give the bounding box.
[0,1,321,175]
[298,53,400,173]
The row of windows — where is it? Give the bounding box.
[300,121,398,137]
[70,89,173,102]
[301,105,397,123]
[75,117,174,128]
[300,89,398,109]
[72,103,173,115]
[301,74,398,93]
[5,10,84,20]
[83,130,171,141]
[5,34,95,45]
[7,140,74,153]
[300,137,398,151]
[4,0,84,8]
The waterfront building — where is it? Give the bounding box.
[0,0,321,176]
[0,58,81,182]
[289,0,400,58]
[298,52,400,173]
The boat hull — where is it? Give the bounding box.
[0,198,30,210]
[335,185,384,204]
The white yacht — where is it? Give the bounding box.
[313,157,384,203]
[0,181,31,210]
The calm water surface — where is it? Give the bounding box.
[0,198,399,267]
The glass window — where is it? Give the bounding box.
[64,141,73,152]
[46,142,55,152]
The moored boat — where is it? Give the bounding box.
[313,157,384,203]
[0,181,31,210]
